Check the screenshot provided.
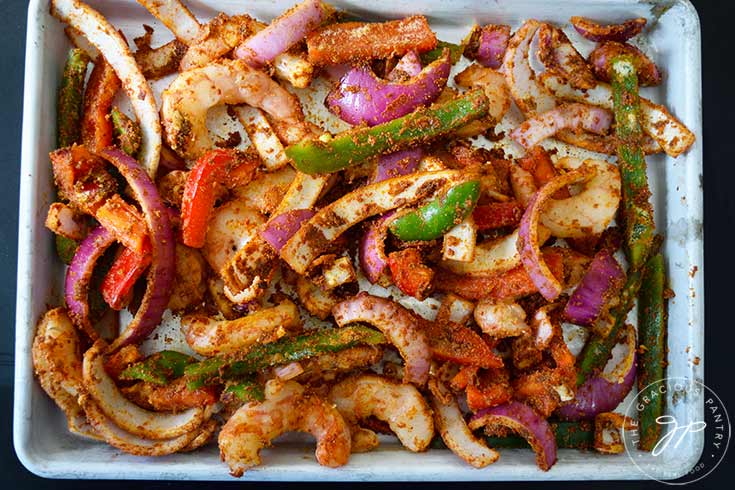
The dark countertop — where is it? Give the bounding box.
[1,0,733,487]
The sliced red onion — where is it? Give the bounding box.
[260,209,316,252]
[332,293,431,385]
[517,166,595,301]
[326,51,450,126]
[588,41,662,87]
[563,249,625,326]
[65,226,116,339]
[234,0,324,67]
[387,51,422,81]
[557,325,637,421]
[570,16,647,43]
[469,401,557,471]
[370,148,423,184]
[359,212,395,283]
[537,23,596,90]
[474,25,510,69]
[510,103,613,149]
[101,148,175,349]
[323,63,351,82]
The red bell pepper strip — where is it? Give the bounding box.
[435,249,564,300]
[423,321,503,368]
[387,248,434,299]
[94,194,149,254]
[181,149,257,248]
[465,367,514,412]
[518,146,570,199]
[101,242,152,310]
[472,201,523,230]
[81,55,121,154]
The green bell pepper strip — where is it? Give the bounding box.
[223,379,265,403]
[55,234,79,265]
[110,107,142,157]
[57,48,90,148]
[184,325,386,389]
[389,180,480,241]
[285,89,489,174]
[637,253,667,451]
[421,40,464,65]
[431,421,593,450]
[611,56,655,271]
[120,350,196,385]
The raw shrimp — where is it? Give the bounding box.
[161,59,307,160]
[328,374,434,452]
[218,380,351,476]
[201,198,266,274]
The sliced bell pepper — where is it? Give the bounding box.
[110,107,142,157]
[181,149,256,248]
[518,146,570,199]
[183,324,387,389]
[423,321,503,368]
[285,89,489,174]
[421,40,464,65]
[81,55,121,154]
[465,367,513,412]
[57,48,90,148]
[55,234,80,265]
[223,378,265,403]
[387,248,434,299]
[120,350,197,385]
[390,180,481,241]
[101,242,152,310]
[472,201,523,230]
[434,249,564,300]
[94,194,149,254]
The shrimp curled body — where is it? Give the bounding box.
[161,59,304,160]
[328,374,434,452]
[218,380,351,476]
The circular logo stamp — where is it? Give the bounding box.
[622,377,730,485]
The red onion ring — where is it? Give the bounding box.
[557,325,637,420]
[570,16,646,43]
[469,401,557,471]
[260,209,316,252]
[387,51,422,81]
[588,41,662,87]
[473,25,510,69]
[234,0,324,67]
[65,226,116,339]
[359,212,395,284]
[563,248,625,326]
[332,293,431,385]
[370,148,423,184]
[517,165,595,301]
[510,103,612,149]
[101,148,175,349]
[326,51,450,126]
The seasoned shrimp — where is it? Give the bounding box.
[328,374,434,452]
[179,14,256,71]
[202,198,266,274]
[218,380,351,476]
[161,58,307,160]
[32,308,93,435]
[167,243,207,311]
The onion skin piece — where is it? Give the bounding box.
[326,52,451,126]
[332,293,431,385]
[101,148,175,349]
[234,0,324,67]
[260,209,315,252]
[563,249,625,326]
[65,226,116,339]
[589,41,661,87]
[469,401,557,471]
[570,16,647,43]
[517,165,595,301]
